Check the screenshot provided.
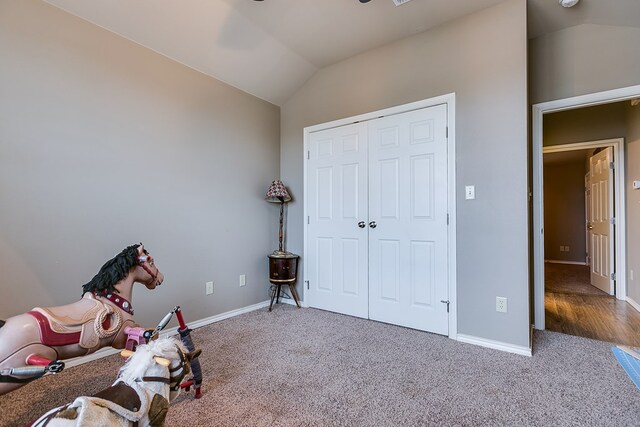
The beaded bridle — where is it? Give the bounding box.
[137,247,159,283]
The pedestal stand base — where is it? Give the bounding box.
[268,252,300,312]
[269,284,301,311]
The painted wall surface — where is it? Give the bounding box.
[282,1,529,347]
[543,161,587,263]
[626,104,640,305]
[529,24,640,104]
[543,103,627,147]
[0,0,280,326]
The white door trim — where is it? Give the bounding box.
[532,84,640,330]
[303,93,457,339]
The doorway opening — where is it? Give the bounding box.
[542,139,640,345]
[533,85,640,347]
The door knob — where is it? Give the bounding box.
[587,223,593,230]
[369,221,377,229]
[358,221,366,228]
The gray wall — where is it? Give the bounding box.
[543,103,627,147]
[626,104,640,305]
[543,160,587,263]
[529,24,640,105]
[282,0,529,347]
[0,0,280,326]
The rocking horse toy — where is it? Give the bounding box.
[123,306,203,398]
[0,243,164,396]
[30,337,200,427]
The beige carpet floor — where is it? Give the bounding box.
[1,305,639,426]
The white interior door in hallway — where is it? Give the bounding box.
[588,147,615,295]
[306,104,450,335]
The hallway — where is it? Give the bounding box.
[545,263,640,347]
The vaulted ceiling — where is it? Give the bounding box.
[43,0,640,106]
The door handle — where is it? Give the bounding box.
[587,223,593,230]
[369,221,377,229]
[358,221,366,228]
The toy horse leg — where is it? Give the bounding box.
[0,347,61,395]
[0,346,60,395]
[0,314,59,396]
[175,309,203,399]
[1,356,64,381]
[25,354,65,373]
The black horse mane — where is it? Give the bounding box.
[82,244,141,296]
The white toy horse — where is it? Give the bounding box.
[30,337,200,427]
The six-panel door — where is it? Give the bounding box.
[306,104,449,335]
[367,105,449,334]
[589,147,614,295]
[306,122,369,318]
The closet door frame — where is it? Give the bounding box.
[303,93,458,339]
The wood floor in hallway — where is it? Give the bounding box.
[545,263,640,347]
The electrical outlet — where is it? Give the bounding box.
[239,274,246,287]
[496,297,507,313]
[206,281,214,295]
[559,246,564,252]
[465,185,475,200]
[565,246,570,252]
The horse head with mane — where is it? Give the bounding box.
[31,337,200,427]
[82,244,163,296]
[0,243,164,396]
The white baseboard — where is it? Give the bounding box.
[457,333,532,357]
[545,260,588,266]
[184,300,271,330]
[626,296,640,313]
[65,300,272,369]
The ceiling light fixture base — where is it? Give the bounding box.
[559,0,580,8]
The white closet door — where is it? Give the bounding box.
[368,104,449,334]
[306,122,369,318]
